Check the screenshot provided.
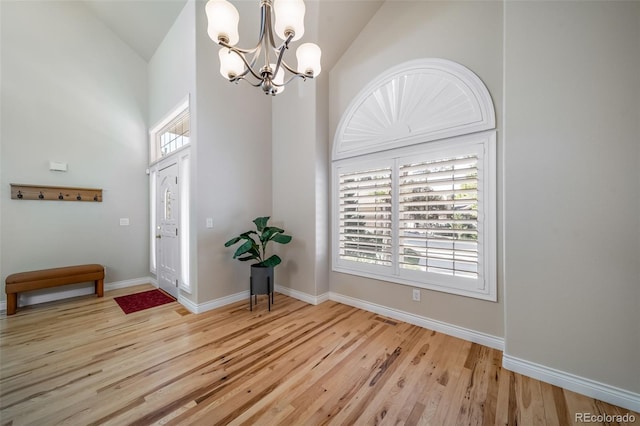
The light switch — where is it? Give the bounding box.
[119,218,130,226]
[49,161,67,172]
[206,218,213,229]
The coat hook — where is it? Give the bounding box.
[38,191,44,199]
[93,194,98,201]
[59,192,64,200]
[76,193,82,201]
[17,190,23,199]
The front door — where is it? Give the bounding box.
[156,161,180,298]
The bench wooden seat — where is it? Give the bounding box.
[5,264,104,315]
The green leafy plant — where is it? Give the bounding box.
[224,216,292,267]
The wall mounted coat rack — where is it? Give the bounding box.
[10,184,102,202]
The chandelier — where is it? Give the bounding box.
[206,0,322,96]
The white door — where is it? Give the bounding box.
[156,162,180,298]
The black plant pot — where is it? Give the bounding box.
[250,264,274,311]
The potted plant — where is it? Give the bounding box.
[224,216,292,309]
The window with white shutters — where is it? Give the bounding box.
[398,154,479,279]
[338,167,393,267]
[332,134,496,300]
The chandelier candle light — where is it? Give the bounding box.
[206,0,322,95]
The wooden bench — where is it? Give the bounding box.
[5,264,104,315]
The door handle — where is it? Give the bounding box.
[156,235,162,239]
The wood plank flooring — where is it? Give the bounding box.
[0,284,637,425]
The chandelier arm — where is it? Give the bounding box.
[220,42,265,81]
[263,0,278,54]
[259,1,274,75]
[230,75,264,88]
[234,64,262,82]
[216,2,268,83]
[272,33,294,77]
[279,60,315,80]
[242,50,265,81]
[259,0,268,45]
[218,40,259,56]
[247,44,262,75]
[272,73,307,88]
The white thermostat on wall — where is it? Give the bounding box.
[49,161,68,172]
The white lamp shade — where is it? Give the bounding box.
[274,0,305,41]
[206,0,240,46]
[219,48,245,79]
[296,43,321,76]
[270,63,286,94]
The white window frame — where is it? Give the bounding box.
[333,133,496,300]
[178,149,191,292]
[149,96,190,163]
[332,59,497,301]
[150,168,157,274]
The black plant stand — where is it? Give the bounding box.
[250,275,274,311]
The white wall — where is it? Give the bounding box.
[148,1,196,129]
[504,1,640,395]
[272,1,383,301]
[272,1,326,299]
[329,1,505,338]
[272,78,325,298]
[194,0,273,304]
[0,1,149,304]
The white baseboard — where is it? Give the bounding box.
[502,354,640,413]
[10,277,154,308]
[180,290,249,314]
[180,285,330,314]
[329,291,504,351]
[177,295,198,313]
[275,285,329,305]
[106,277,156,291]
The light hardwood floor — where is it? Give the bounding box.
[1,284,637,425]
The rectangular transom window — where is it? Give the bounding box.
[149,98,190,163]
[158,108,190,158]
[332,133,496,301]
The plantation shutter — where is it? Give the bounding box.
[338,167,393,266]
[398,155,479,279]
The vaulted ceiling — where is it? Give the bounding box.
[82,0,188,61]
[81,0,382,65]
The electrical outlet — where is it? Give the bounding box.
[412,288,421,302]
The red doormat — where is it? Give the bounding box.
[114,289,176,314]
